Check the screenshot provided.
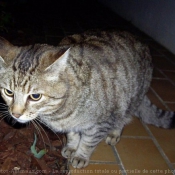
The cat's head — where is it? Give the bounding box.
[0,36,70,123]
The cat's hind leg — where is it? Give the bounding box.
[106,116,132,145]
[105,129,122,145]
[61,132,80,159]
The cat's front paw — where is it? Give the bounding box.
[105,130,121,145]
[71,156,89,169]
[105,135,120,145]
[61,147,76,159]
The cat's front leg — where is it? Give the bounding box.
[71,130,105,168]
[61,132,80,159]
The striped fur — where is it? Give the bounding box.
[0,31,174,168]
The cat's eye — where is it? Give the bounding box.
[4,89,14,97]
[29,94,42,101]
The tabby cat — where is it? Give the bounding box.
[0,31,174,169]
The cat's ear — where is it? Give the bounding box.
[44,47,70,81]
[0,36,18,63]
[45,47,70,72]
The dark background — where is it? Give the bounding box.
[0,0,141,46]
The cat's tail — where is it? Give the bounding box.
[135,96,175,128]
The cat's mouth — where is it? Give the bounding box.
[15,118,30,123]
[10,114,31,123]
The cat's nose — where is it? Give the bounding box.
[11,104,24,118]
[12,113,22,118]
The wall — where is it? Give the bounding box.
[99,0,175,55]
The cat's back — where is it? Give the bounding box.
[59,30,152,79]
[60,30,151,65]
[58,31,153,123]
[60,31,153,113]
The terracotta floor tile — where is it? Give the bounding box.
[116,138,172,175]
[150,47,162,56]
[152,69,166,78]
[151,79,175,102]
[91,141,116,162]
[149,41,168,52]
[161,51,175,63]
[69,164,120,175]
[146,90,167,110]
[152,56,175,71]
[163,71,175,84]
[166,103,175,111]
[122,118,149,136]
[148,125,175,163]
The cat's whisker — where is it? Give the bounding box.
[6,115,12,123]
[0,111,9,114]
[0,106,8,108]
[0,115,7,123]
[31,120,47,151]
[0,112,9,116]
[34,120,52,150]
[0,108,9,111]
[0,103,8,106]
[11,119,18,126]
[0,112,14,125]
[36,117,64,147]
[0,106,8,110]
[0,104,20,126]
[1,111,17,126]
[0,112,10,119]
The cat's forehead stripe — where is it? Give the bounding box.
[9,45,44,94]
[12,45,42,74]
[10,71,32,94]
[13,45,33,71]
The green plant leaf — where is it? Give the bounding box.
[31,133,47,159]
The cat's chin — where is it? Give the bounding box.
[11,117,30,124]
[16,119,29,123]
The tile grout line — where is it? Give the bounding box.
[151,45,175,66]
[121,135,151,139]
[142,123,175,174]
[164,102,175,104]
[152,77,167,80]
[149,84,175,173]
[157,68,175,86]
[150,87,170,110]
[112,146,127,175]
[153,69,175,72]
[89,161,118,164]
[160,70,175,73]
[159,51,175,66]
[151,52,165,57]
